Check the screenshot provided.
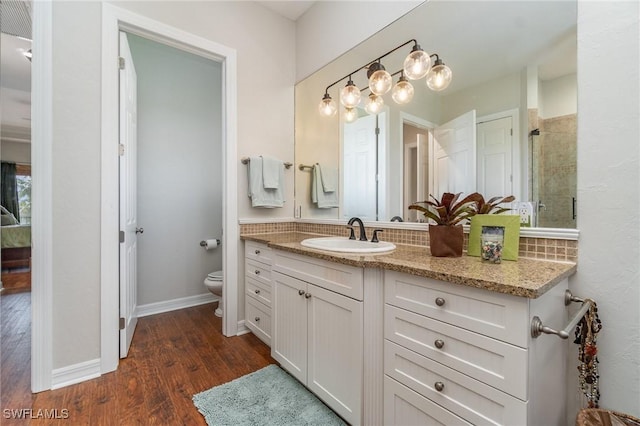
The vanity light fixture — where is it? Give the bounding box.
[318,39,451,119]
[426,55,452,91]
[340,77,361,108]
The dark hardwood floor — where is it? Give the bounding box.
[1,293,276,425]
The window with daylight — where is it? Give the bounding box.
[15,164,31,224]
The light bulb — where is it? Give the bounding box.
[343,107,358,123]
[318,93,337,117]
[426,59,452,91]
[340,80,361,108]
[364,93,384,115]
[403,45,431,80]
[367,62,392,95]
[392,75,414,104]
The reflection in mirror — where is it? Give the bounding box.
[295,0,577,228]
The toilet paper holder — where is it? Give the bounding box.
[200,239,221,247]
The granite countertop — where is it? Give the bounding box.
[241,232,577,299]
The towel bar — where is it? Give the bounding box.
[240,157,292,169]
[299,163,317,171]
[531,290,592,339]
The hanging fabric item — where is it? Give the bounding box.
[574,299,602,408]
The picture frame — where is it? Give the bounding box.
[467,214,520,261]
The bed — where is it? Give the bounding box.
[1,224,31,269]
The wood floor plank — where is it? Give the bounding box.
[1,295,276,424]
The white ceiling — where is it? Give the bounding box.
[0,32,31,141]
[258,1,316,21]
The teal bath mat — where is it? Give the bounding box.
[192,364,346,426]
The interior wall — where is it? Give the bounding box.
[572,0,639,419]
[50,0,295,370]
[1,140,31,163]
[127,33,222,306]
[539,73,577,118]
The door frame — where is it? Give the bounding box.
[101,4,238,373]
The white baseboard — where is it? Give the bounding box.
[137,293,217,318]
[236,319,250,336]
[52,358,101,389]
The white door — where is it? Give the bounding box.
[119,32,138,358]
[432,110,477,198]
[307,284,363,426]
[477,116,513,198]
[343,114,378,220]
[272,272,308,384]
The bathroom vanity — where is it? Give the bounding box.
[241,232,576,426]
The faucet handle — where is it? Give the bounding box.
[346,226,356,240]
[371,229,384,243]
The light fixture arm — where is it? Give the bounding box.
[322,39,419,95]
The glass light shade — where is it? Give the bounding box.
[392,78,414,104]
[369,69,393,95]
[343,107,358,123]
[364,94,384,115]
[340,81,361,108]
[318,94,337,117]
[426,62,452,91]
[403,47,431,80]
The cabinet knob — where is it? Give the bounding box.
[255,249,261,254]
[255,317,260,322]
[434,382,445,392]
[434,339,445,349]
[254,289,260,294]
[305,293,312,299]
[435,297,446,307]
[298,289,305,296]
[254,270,260,275]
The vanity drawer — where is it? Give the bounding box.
[246,258,272,286]
[384,376,472,426]
[246,297,271,346]
[385,304,527,400]
[384,270,529,347]
[246,275,272,307]
[273,251,363,300]
[245,241,273,266]
[385,341,527,426]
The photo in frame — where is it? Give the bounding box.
[467,215,520,261]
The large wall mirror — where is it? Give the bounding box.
[295,0,577,230]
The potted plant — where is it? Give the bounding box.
[409,192,482,257]
[473,195,515,215]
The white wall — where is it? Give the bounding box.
[50,0,295,369]
[127,33,222,306]
[1,141,30,163]
[571,0,639,419]
[539,73,577,118]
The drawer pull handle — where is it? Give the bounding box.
[254,270,260,275]
[254,289,260,294]
[255,249,261,254]
[434,339,445,349]
[298,289,305,296]
[255,317,260,322]
[305,293,312,299]
[434,382,445,392]
[435,297,446,307]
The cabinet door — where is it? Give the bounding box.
[272,271,307,384]
[307,284,363,426]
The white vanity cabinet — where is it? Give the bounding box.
[383,270,568,426]
[244,241,273,345]
[272,250,364,426]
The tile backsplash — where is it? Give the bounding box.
[240,222,577,263]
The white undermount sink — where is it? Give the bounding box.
[300,237,396,253]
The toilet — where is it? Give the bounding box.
[204,270,223,317]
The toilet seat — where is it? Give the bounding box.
[207,270,223,281]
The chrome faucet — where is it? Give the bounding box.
[347,217,368,241]
[390,216,404,222]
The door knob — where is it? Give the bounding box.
[135,227,144,234]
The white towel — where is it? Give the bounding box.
[247,156,285,208]
[319,165,337,193]
[261,155,282,189]
[311,164,338,209]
